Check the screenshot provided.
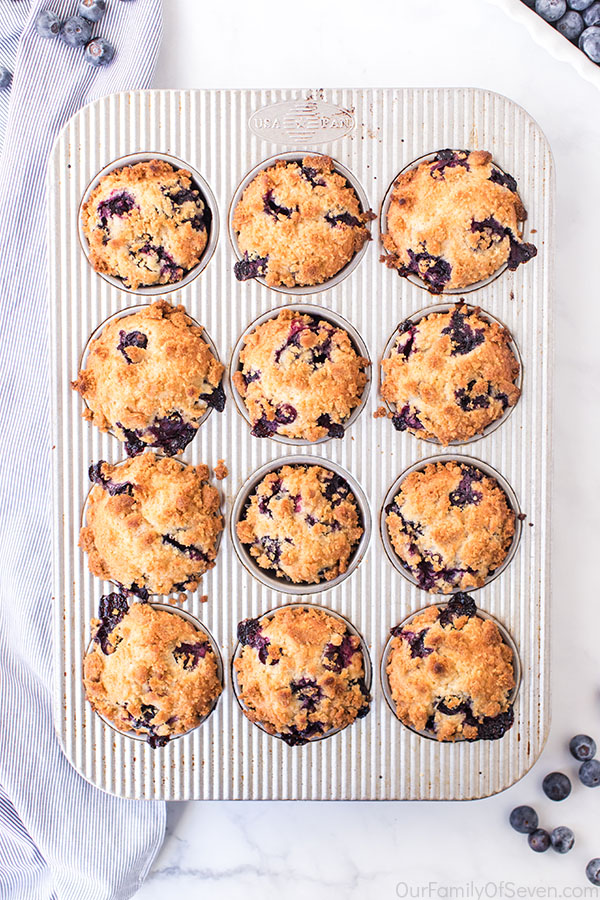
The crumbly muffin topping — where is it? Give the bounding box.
[232,155,372,287]
[382,149,537,292]
[83,598,222,747]
[236,464,363,585]
[386,594,515,741]
[72,300,225,457]
[232,308,368,441]
[81,160,209,289]
[234,606,370,745]
[385,460,515,593]
[79,453,223,595]
[380,303,520,444]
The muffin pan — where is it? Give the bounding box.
[50,88,553,800]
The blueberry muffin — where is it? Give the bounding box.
[83,596,222,747]
[232,155,372,287]
[73,300,225,457]
[234,606,370,745]
[236,465,363,584]
[81,159,209,289]
[382,149,537,292]
[232,308,368,441]
[380,303,520,444]
[386,594,515,741]
[79,453,223,595]
[385,460,515,593]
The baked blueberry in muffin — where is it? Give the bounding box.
[79,453,223,595]
[234,606,370,745]
[385,460,516,592]
[379,303,520,444]
[232,155,373,287]
[83,598,222,747]
[81,159,210,289]
[73,300,225,457]
[382,150,537,292]
[236,464,363,585]
[232,307,368,441]
[386,594,516,741]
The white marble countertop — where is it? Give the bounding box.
[136,1,600,896]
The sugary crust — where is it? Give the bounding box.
[236,464,363,584]
[72,300,224,452]
[83,602,222,741]
[79,453,223,594]
[234,607,369,742]
[380,304,520,444]
[382,149,536,291]
[81,160,209,289]
[232,308,368,441]
[233,155,372,287]
[386,461,515,593]
[386,605,515,741]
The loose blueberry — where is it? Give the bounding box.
[586,859,600,887]
[528,829,551,853]
[568,0,593,9]
[551,826,575,854]
[583,0,600,22]
[579,24,600,59]
[557,9,585,37]
[542,771,572,801]
[535,0,567,20]
[0,66,11,89]
[569,733,597,761]
[35,10,61,38]
[60,16,92,46]
[509,805,539,834]
[579,759,600,787]
[84,37,115,67]
[78,0,106,22]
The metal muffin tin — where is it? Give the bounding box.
[49,88,553,800]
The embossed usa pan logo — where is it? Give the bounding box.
[249,99,355,143]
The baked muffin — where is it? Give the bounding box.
[382,149,537,292]
[234,606,370,745]
[236,464,363,585]
[386,594,515,741]
[81,159,209,289]
[385,460,515,593]
[83,596,222,747]
[79,453,223,595]
[232,155,372,287]
[73,300,225,457]
[232,308,368,441]
[380,303,520,444]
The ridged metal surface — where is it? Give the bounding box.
[49,89,554,800]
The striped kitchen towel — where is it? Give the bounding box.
[0,2,166,898]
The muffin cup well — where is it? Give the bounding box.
[380,602,521,742]
[228,150,372,295]
[85,601,224,746]
[230,455,371,595]
[229,302,372,446]
[80,455,224,598]
[78,151,219,295]
[380,454,522,593]
[379,301,523,446]
[379,149,533,295]
[231,601,372,746]
[78,303,223,447]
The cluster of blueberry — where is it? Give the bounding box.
[523,0,600,64]
[509,733,600,884]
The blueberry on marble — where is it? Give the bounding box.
[579,759,600,787]
[234,252,268,281]
[94,592,129,654]
[0,67,11,89]
[570,733,596,761]
[173,641,209,670]
[551,827,575,854]
[586,860,600,887]
[535,0,567,20]
[35,10,61,38]
[528,829,551,853]
[78,0,106,22]
[84,37,115,67]
[509,805,539,834]
[580,24,600,58]
[557,9,585,37]
[60,16,92,46]
[542,771,572,800]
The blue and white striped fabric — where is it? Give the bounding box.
[0,3,166,898]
